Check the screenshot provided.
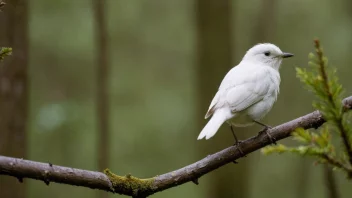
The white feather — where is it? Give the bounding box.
[197,109,229,140]
[198,43,291,140]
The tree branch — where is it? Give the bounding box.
[1,96,352,197]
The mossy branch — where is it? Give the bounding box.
[262,39,352,179]
[104,169,155,198]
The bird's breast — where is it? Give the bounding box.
[247,95,276,121]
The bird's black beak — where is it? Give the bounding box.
[282,52,294,58]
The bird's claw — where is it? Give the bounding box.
[259,126,277,145]
[229,124,247,161]
[233,140,247,158]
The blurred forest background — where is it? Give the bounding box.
[1,0,352,198]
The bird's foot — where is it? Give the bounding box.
[258,126,277,145]
[232,140,247,159]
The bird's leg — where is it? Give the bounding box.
[230,124,240,145]
[253,120,271,128]
[229,124,247,159]
[253,120,277,145]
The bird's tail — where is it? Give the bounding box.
[197,111,227,140]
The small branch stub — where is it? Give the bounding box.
[192,178,199,185]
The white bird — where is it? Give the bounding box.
[197,43,293,146]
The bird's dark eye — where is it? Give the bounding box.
[264,51,271,56]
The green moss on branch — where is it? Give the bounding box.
[104,169,155,197]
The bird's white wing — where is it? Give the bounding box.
[225,80,269,112]
[204,63,270,118]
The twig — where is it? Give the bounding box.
[320,153,352,173]
[1,96,352,197]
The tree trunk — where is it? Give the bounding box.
[195,1,249,197]
[324,165,339,198]
[295,159,310,198]
[252,0,278,43]
[0,0,29,198]
[92,0,109,198]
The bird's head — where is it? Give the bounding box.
[242,43,293,70]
